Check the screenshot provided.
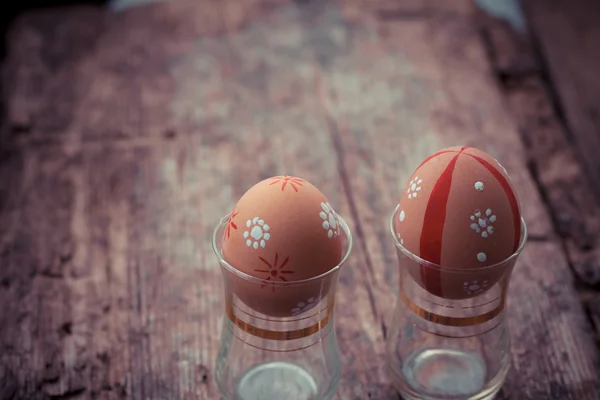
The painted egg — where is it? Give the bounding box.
[221,175,344,317]
[394,146,522,299]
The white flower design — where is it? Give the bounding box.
[243,217,271,249]
[407,176,423,199]
[319,202,340,238]
[470,208,496,238]
[291,296,319,316]
[463,280,489,296]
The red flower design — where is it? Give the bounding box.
[224,207,239,240]
[269,176,305,192]
[254,252,294,291]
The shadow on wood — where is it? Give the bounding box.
[0,0,107,60]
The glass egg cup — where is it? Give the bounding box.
[211,212,353,400]
[386,205,528,400]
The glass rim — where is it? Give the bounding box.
[389,203,528,272]
[212,211,353,286]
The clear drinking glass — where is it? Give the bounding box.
[211,212,353,400]
[386,205,527,400]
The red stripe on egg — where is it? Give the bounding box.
[419,150,464,297]
[467,154,521,252]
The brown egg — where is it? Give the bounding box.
[394,146,522,299]
[222,176,344,316]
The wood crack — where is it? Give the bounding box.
[478,7,600,363]
[323,103,380,322]
[47,387,86,400]
[3,0,600,398]
[377,10,429,21]
[526,30,576,146]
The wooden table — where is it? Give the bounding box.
[1,0,599,398]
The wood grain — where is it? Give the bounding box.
[482,6,600,287]
[477,4,600,397]
[504,75,600,287]
[478,0,600,317]
[315,0,600,398]
[0,0,599,399]
[519,0,600,203]
[1,1,392,398]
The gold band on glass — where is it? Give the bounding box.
[400,289,505,327]
[225,301,332,340]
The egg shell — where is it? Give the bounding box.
[400,251,516,301]
[224,269,335,319]
[222,176,344,316]
[394,146,521,299]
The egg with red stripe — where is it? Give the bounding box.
[221,176,344,317]
[394,146,522,299]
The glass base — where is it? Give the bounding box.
[400,348,491,399]
[235,361,319,400]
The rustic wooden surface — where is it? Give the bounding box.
[0,0,599,399]
[519,0,600,204]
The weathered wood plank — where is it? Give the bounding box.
[1,0,600,399]
[477,0,600,333]
[1,1,393,399]
[155,2,396,397]
[0,148,93,400]
[519,0,600,203]
[482,7,600,287]
[476,10,600,397]
[503,75,600,287]
[315,0,600,398]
